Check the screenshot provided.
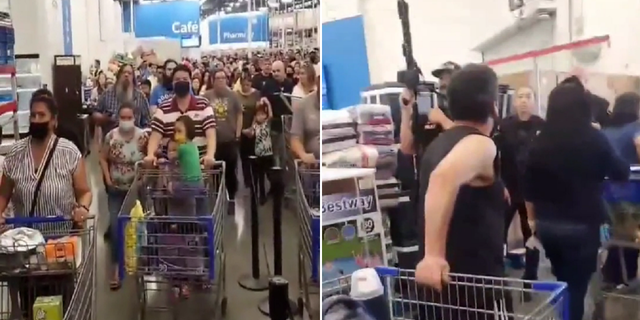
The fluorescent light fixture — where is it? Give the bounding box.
[225,6,232,11]
[234,2,240,6]
[267,1,279,7]
[281,0,293,3]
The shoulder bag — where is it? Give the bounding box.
[29,137,60,217]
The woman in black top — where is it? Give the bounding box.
[524,82,629,320]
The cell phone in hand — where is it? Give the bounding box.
[416,92,433,116]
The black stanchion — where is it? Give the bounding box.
[267,277,291,320]
[237,156,270,291]
[258,167,297,316]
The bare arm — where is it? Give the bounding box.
[205,128,217,158]
[147,131,162,156]
[99,133,112,184]
[73,158,92,209]
[424,135,497,257]
[0,174,14,219]
[400,99,415,155]
[525,202,535,222]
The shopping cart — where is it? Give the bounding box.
[294,159,320,319]
[593,167,640,320]
[323,267,569,320]
[280,92,305,207]
[116,161,228,320]
[0,216,96,320]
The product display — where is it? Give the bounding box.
[322,169,391,282]
[322,109,358,154]
[347,104,393,125]
[322,145,378,169]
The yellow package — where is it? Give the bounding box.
[125,200,144,275]
[33,296,63,320]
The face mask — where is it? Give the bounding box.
[286,73,294,78]
[173,81,191,97]
[119,120,135,131]
[29,122,50,140]
[174,133,187,145]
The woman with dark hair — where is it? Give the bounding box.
[100,100,147,289]
[524,83,629,320]
[0,95,91,319]
[235,71,261,190]
[601,92,640,288]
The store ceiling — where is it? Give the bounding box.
[201,0,318,18]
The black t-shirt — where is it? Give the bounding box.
[417,126,505,276]
[494,115,545,201]
[260,77,294,132]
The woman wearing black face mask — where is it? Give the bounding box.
[0,95,92,320]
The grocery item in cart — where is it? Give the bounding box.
[32,296,63,320]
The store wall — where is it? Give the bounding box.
[10,0,125,85]
[323,0,515,84]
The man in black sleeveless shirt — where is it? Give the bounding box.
[414,64,510,320]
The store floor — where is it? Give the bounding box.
[85,155,320,320]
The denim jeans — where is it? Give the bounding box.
[106,186,128,263]
[536,220,600,320]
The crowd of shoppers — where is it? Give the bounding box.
[392,61,640,320]
[79,49,321,283]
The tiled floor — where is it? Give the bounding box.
[83,154,320,320]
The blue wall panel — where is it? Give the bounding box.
[122,1,200,39]
[322,16,370,110]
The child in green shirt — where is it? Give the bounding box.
[167,115,206,216]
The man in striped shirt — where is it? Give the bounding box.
[145,64,217,166]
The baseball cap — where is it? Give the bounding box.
[431,61,461,79]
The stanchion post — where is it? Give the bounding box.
[268,277,291,320]
[272,166,284,276]
[258,167,297,316]
[237,156,270,291]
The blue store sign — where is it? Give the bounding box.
[122,1,200,39]
[207,13,269,45]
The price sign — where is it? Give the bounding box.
[357,214,382,237]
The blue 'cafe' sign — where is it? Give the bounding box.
[122,1,200,39]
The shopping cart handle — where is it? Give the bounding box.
[5,215,94,224]
[374,266,400,277]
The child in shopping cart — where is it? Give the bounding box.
[157,115,207,299]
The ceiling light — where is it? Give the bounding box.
[281,0,293,3]
[267,1,278,7]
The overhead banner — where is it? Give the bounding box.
[207,12,269,45]
[122,1,200,39]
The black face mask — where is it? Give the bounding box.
[174,81,191,97]
[29,122,50,140]
[286,73,294,78]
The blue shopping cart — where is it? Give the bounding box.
[0,216,96,320]
[593,166,640,320]
[116,161,229,319]
[323,267,569,320]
